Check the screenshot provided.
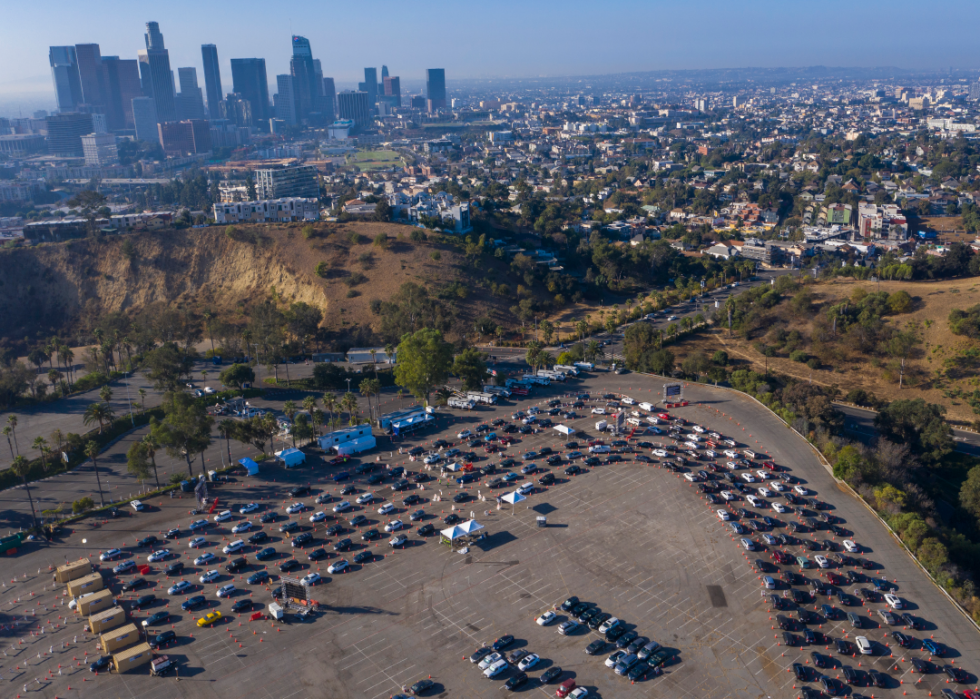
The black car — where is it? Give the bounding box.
[810,651,827,668]
[259,511,277,523]
[149,629,177,649]
[417,523,435,536]
[248,531,269,544]
[143,610,169,626]
[792,662,808,681]
[869,668,888,687]
[505,672,528,690]
[901,613,921,630]
[540,666,562,683]
[362,528,381,541]
[121,577,147,592]
[408,447,424,456]
[326,523,345,536]
[137,535,158,547]
[782,631,798,646]
[616,630,639,649]
[308,548,328,561]
[776,615,793,630]
[181,595,207,611]
[944,665,967,682]
[132,594,155,609]
[353,551,373,564]
[911,657,931,673]
[225,557,247,573]
[470,646,493,663]
[842,665,858,684]
[547,454,563,465]
[586,639,605,655]
[409,678,434,695]
[165,528,180,539]
[349,514,368,527]
[892,631,912,647]
[507,649,529,664]
[279,559,301,572]
[606,625,627,642]
[565,465,584,476]
[820,676,840,695]
[570,602,589,617]
[367,474,385,485]
[584,457,601,467]
[834,638,852,655]
[560,596,579,612]
[289,485,309,497]
[165,561,185,576]
[492,634,515,651]
[453,492,470,503]
[340,484,358,495]
[605,455,623,464]
[443,513,462,525]
[247,570,270,584]
[255,547,277,561]
[403,493,421,506]
[279,521,300,533]
[231,598,254,613]
[89,655,112,672]
[539,472,555,485]
[590,612,611,631]
[333,537,353,551]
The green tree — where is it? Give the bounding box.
[142,342,197,392]
[540,320,555,345]
[646,349,675,376]
[359,378,382,424]
[339,391,359,425]
[126,440,153,485]
[960,465,980,525]
[394,328,454,406]
[83,401,114,434]
[219,363,255,389]
[874,398,953,466]
[453,348,489,391]
[10,455,40,531]
[151,392,214,478]
[681,351,711,379]
[886,326,920,389]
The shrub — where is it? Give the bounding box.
[806,358,820,370]
[224,225,237,239]
[169,472,185,485]
[373,233,389,250]
[314,261,329,278]
[430,250,441,261]
[410,228,427,243]
[72,497,95,514]
[302,225,316,239]
[346,289,359,298]
[790,350,809,363]
[347,231,365,245]
[346,272,367,287]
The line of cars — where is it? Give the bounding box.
[468,632,584,695]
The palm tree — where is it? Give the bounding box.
[283,400,298,447]
[83,401,115,434]
[61,345,75,390]
[310,408,324,439]
[141,433,162,488]
[202,309,216,356]
[322,393,338,432]
[85,441,105,506]
[339,392,358,426]
[681,316,693,333]
[6,415,19,455]
[10,456,40,532]
[33,436,49,474]
[50,428,64,462]
[359,378,381,425]
[576,320,588,340]
[3,426,14,460]
[384,343,395,366]
[217,419,237,467]
[369,349,378,376]
[99,385,113,405]
[302,394,317,424]
[138,388,147,414]
[48,368,64,396]
[433,387,453,407]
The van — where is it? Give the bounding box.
[484,658,508,678]
[130,500,144,512]
[639,402,655,412]
[627,417,642,427]
[743,449,757,459]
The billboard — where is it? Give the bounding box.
[664,383,683,399]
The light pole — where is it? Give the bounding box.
[345,378,351,393]
[125,371,134,427]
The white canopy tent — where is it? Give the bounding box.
[439,519,485,550]
[500,490,527,514]
[554,424,576,439]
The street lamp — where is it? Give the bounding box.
[345,378,351,393]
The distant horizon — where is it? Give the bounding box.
[1,0,979,116]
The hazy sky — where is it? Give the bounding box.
[2,0,979,108]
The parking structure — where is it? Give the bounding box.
[5,370,980,699]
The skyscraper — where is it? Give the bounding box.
[102,57,142,131]
[201,44,223,117]
[131,97,160,145]
[138,21,176,123]
[322,77,336,123]
[45,112,93,157]
[275,74,297,126]
[337,90,370,129]
[49,46,82,112]
[74,44,108,113]
[230,58,270,125]
[290,36,319,122]
[383,76,401,108]
[426,69,446,112]
[363,67,378,113]
[176,68,206,120]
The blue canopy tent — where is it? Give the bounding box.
[238,458,259,476]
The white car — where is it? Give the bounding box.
[484,659,508,678]
[188,519,209,531]
[478,652,502,670]
[723,449,738,458]
[356,492,374,505]
[588,444,611,454]
[194,552,216,565]
[591,407,606,415]
[814,555,829,569]
[740,473,756,483]
[147,549,171,562]
[536,611,556,626]
[310,511,328,523]
[99,548,123,561]
[377,502,395,515]
[456,430,472,440]
[667,315,678,321]
[130,499,144,512]
[199,569,220,584]
[384,520,406,533]
[717,509,730,521]
[518,653,541,671]
[301,573,321,587]
[621,397,635,405]
[239,503,260,514]
[423,453,442,465]
[652,449,668,458]
[720,490,735,501]
[204,386,215,395]
[231,521,252,534]
[884,593,903,609]
[286,502,306,514]
[726,462,739,470]
[746,495,764,507]
[842,539,859,553]
[855,636,872,655]
[605,650,626,668]
[213,510,233,522]
[327,560,349,574]
[188,536,207,549]
[692,425,705,433]
[756,470,771,480]
[683,473,698,482]
[772,502,788,514]
[222,540,244,554]
[705,450,717,458]
[758,487,772,498]
[168,580,192,595]
[517,482,534,495]
[332,501,352,513]
[569,689,589,699]
[762,534,778,546]
[793,485,808,496]
[216,583,236,598]
[771,482,786,492]
[740,538,755,551]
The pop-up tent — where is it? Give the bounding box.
[554,424,576,437]
[238,458,259,476]
[458,519,484,536]
[500,490,526,514]
[440,519,485,550]
[275,448,306,468]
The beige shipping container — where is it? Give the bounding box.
[89,606,126,634]
[77,589,114,617]
[67,572,104,599]
[55,558,92,584]
[112,642,152,674]
[101,623,140,654]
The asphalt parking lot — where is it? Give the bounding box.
[2,371,980,699]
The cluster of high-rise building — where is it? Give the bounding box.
[40,22,448,164]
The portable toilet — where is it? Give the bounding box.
[67,572,104,599]
[101,623,139,654]
[55,558,92,584]
[89,606,126,634]
[112,642,152,674]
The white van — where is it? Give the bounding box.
[743,449,757,459]
[639,402,655,412]
[626,417,642,427]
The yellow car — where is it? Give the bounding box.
[197,611,223,627]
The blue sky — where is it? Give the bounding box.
[2,0,979,107]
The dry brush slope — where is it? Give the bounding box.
[0,222,510,342]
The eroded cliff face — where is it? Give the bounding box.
[0,229,327,339]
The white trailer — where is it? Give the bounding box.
[537,370,566,382]
[448,396,475,410]
[483,385,511,398]
[522,374,550,386]
[573,362,595,371]
[466,392,498,405]
[554,365,580,377]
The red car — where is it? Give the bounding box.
[772,551,794,565]
[327,456,347,467]
[657,413,671,420]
